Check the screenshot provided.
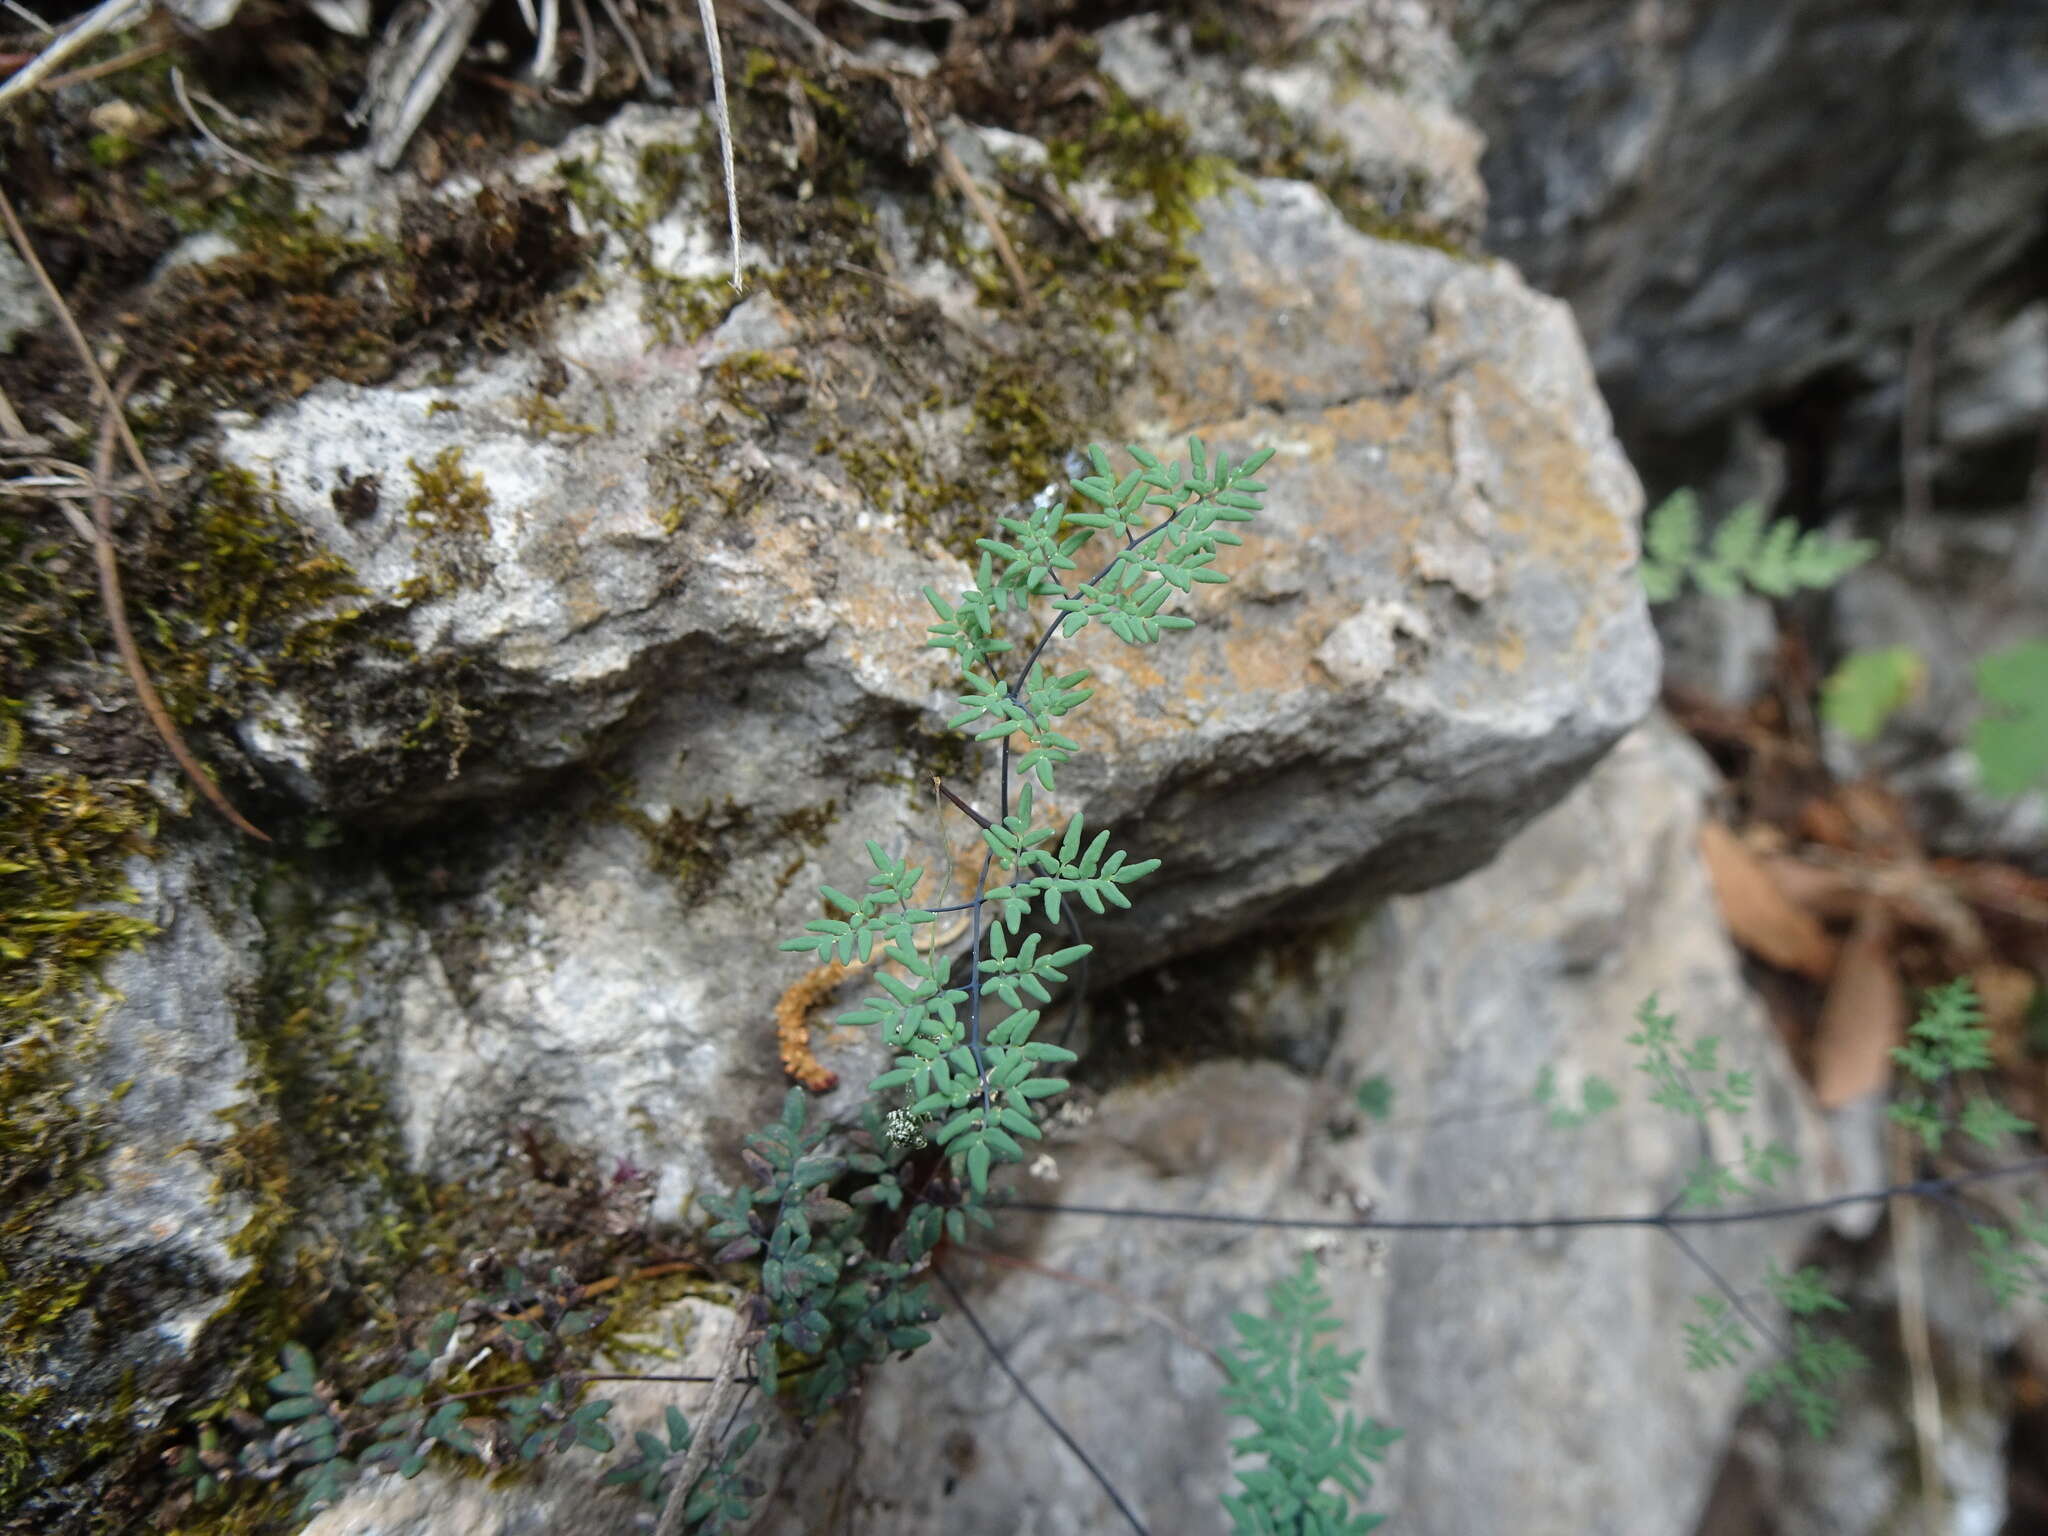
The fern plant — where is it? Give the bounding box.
[1640,489,1874,602]
[160,433,2048,1533]
[1219,1255,1399,1535]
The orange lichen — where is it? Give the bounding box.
[775,960,851,1091]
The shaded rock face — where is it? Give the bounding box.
[1461,0,2048,482]
[300,720,1831,1536]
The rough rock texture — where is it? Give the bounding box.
[1098,5,1487,239]
[4,35,1667,1515]
[0,244,44,354]
[1460,0,2048,455]
[302,719,1835,1536]
[211,123,1657,1185]
[2,840,267,1494]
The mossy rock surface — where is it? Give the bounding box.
[0,3,1659,1528]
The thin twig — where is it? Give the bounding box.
[0,180,158,495]
[35,35,170,91]
[933,777,993,830]
[1891,1127,1946,1534]
[923,106,1037,313]
[654,1309,749,1536]
[85,395,271,842]
[694,0,742,289]
[934,1265,1150,1535]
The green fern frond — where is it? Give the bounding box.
[1640,491,1874,602]
[1220,1255,1399,1536]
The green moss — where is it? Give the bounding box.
[86,133,137,168]
[774,800,838,849]
[0,773,158,1252]
[510,394,603,439]
[142,466,377,721]
[712,349,807,421]
[612,794,753,901]
[648,425,768,534]
[1235,95,1474,257]
[638,141,694,213]
[0,770,157,1513]
[401,447,496,598]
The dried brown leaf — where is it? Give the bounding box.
[1698,819,1839,981]
[1812,897,1900,1107]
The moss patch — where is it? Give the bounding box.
[400,447,496,600]
[0,774,158,1260]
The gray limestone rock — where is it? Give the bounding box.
[755,720,1829,1536]
[2,838,267,1501]
[304,718,1833,1536]
[260,159,1663,1188]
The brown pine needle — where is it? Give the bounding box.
[923,103,1037,313]
[0,180,158,495]
[87,402,271,842]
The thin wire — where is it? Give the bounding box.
[934,1266,1150,1536]
[1006,1155,2048,1235]
[1661,1222,1789,1358]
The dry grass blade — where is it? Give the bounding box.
[170,65,299,184]
[594,0,668,97]
[528,0,559,84]
[1890,1124,1948,1535]
[0,381,30,444]
[2,0,55,34]
[552,0,598,103]
[0,183,158,494]
[0,0,148,106]
[364,0,493,170]
[695,0,742,288]
[36,36,173,90]
[843,0,963,19]
[84,397,271,841]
